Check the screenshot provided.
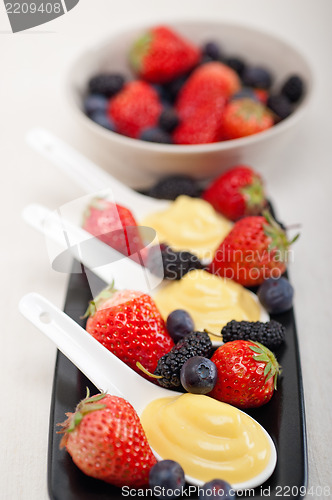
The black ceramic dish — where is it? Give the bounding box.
[48,267,307,500]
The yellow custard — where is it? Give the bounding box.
[154,269,261,337]
[141,393,271,484]
[141,195,232,260]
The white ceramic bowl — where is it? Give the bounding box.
[66,21,314,179]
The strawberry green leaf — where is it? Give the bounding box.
[262,210,300,263]
[67,412,83,432]
[241,176,266,214]
[83,392,107,405]
[253,354,268,362]
[81,281,117,318]
[249,345,263,354]
[264,361,272,377]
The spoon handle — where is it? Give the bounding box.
[26,128,147,206]
[19,292,158,408]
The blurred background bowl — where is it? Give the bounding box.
[66,21,314,181]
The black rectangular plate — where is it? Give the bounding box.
[48,267,308,500]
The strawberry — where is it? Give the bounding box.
[58,390,157,486]
[210,340,281,408]
[254,88,269,105]
[82,197,144,258]
[208,211,299,287]
[221,98,274,140]
[108,81,162,138]
[85,286,174,377]
[202,165,267,220]
[173,100,225,144]
[176,62,240,120]
[129,25,200,83]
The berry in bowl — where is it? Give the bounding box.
[66,21,313,178]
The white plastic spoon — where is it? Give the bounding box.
[19,292,277,490]
[26,128,169,219]
[22,203,163,295]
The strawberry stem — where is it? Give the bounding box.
[136,362,163,379]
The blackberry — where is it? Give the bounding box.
[281,75,304,103]
[154,331,213,388]
[88,73,125,97]
[165,74,189,102]
[140,127,173,144]
[148,175,201,200]
[162,246,204,280]
[151,84,172,103]
[267,94,292,121]
[159,107,180,132]
[147,245,204,281]
[226,56,246,77]
[221,320,285,350]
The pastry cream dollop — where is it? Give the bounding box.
[141,393,271,484]
[154,269,261,338]
[141,195,232,260]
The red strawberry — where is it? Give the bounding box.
[202,165,267,220]
[108,81,162,138]
[82,197,144,258]
[58,390,157,486]
[208,211,299,287]
[173,100,225,144]
[85,286,174,377]
[221,98,274,140]
[176,62,240,120]
[210,340,281,408]
[129,26,200,83]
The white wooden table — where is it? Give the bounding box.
[1,0,332,498]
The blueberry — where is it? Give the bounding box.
[149,460,185,495]
[281,75,304,103]
[84,94,108,116]
[257,277,294,314]
[267,94,292,120]
[159,108,180,132]
[166,310,194,342]
[88,73,125,97]
[242,66,273,89]
[226,57,246,77]
[199,479,235,499]
[90,111,115,131]
[231,87,259,102]
[180,356,217,394]
[202,41,222,61]
[140,127,173,144]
